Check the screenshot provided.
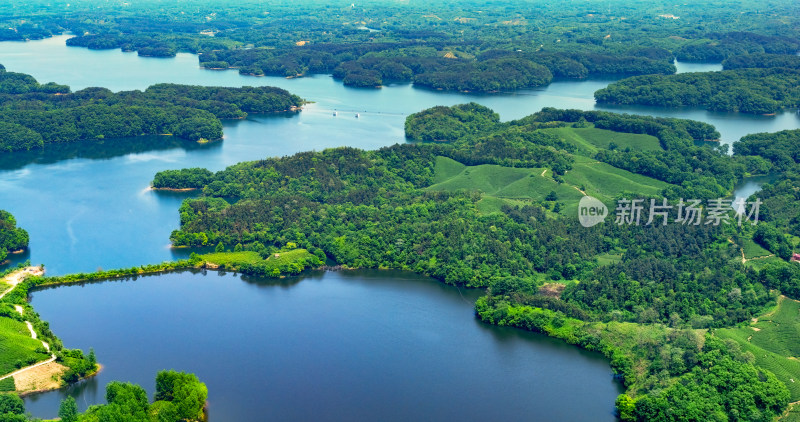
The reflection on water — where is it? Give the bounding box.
[25,269,622,421]
[0,136,219,172]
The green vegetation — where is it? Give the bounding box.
[675,31,800,62]
[151,102,800,421]
[0,211,27,262]
[717,297,800,401]
[742,239,772,259]
[723,53,800,70]
[0,378,14,392]
[4,1,800,419]
[152,168,213,190]
[0,317,49,376]
[0,394,25,421]
[595,68,800,114]
[199,247,323,278]
[542,127,664,154]
[57,370,208,422]
[8,0,799,97]
[427,157,668,215]
[0,67,303,152]
[200,251,262,267]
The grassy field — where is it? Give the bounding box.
[432,156,466,184]
[264,249,316,267]
[541,127,663,155]
[745,255,784,271]
[200,251,262,266]
[202,249,318,274]
[596,252,623,266]
[0,317,50,376]
[742,238,772,259]
[716,296,800,401]
[562,162,670,203]
[429,156,670,216]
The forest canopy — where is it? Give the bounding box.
[594,68,800,114]
[0,210,28,263]
[0,67,303,152]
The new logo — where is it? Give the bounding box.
[578,196,607,227]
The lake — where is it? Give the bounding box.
[26,269,623,421]
[0,34,797,420]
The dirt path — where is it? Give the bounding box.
[0,356,57,382]
[0,266,55,384]
[0,266,44,300]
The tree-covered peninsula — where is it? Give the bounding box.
[594,68,800,114]
[0,211,27,263]
[150,103,800,421]
[0,66,303,152]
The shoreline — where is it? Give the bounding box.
[17,363,103,397]
[149,186,199,192]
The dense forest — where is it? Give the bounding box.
[3,0,799,93]
[594,68,800,114]
[0,67,303,152]
[0,211,27,263]
[202,44,674,91]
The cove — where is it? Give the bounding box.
[25,270,623,421]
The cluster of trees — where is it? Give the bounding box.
[60,348,97,384]
[620,336,788,421]
[0,394,26,422]
[54,370,207,422]
[723,53,800,70]
[0,69,303,151]
[67,34,177,57]
[0,210,28,262]
[594,68,800,114]
[235,249,324,278]
[676,31,800,62]
[481,49,676,78]
[201,42,676,92]
[0,68,68,94]
[152,168,214,190]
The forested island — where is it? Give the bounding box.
[0,66,303,152]
[148,103,800,421]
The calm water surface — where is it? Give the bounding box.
[26,270,623,421]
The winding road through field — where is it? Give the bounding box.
[0,266,56,383]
